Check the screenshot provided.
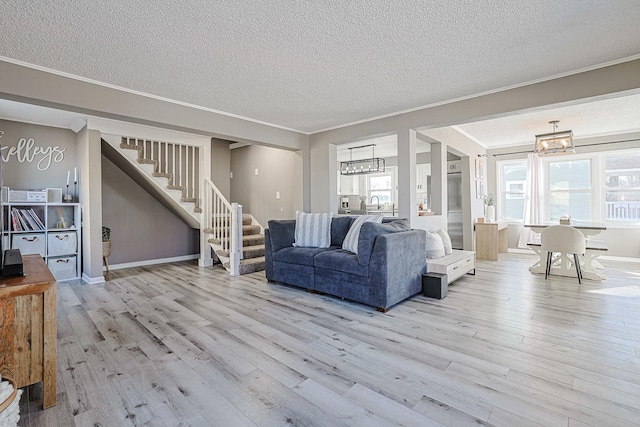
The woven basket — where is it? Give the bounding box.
[0,377,21,427]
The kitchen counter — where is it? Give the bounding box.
[367,210,396,215]
[341,207,398,217]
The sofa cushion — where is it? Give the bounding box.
[331,216,354,247]
[437,229,453,255]
[272,261,315,289]
[267,220,296,253]
[426,231,445,258]
[342,215,383,254]
[273,246,337,267]
[357,219,411,266]
[314,249,368,277]
[294,212,332,248]
[314,268,369,304]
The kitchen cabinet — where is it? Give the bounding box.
[416,163,431,192]
[338,174,360,195]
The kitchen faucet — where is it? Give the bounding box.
[370,195,380,209]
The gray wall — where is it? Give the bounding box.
[211,138,231,199]
[230,145,299,226]
[102,155,199,265]
[0,119,77,190]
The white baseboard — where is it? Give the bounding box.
[107,254,199,271]
[198,258,214,267]
[600,255,640,263]
[508,248,535,254]
[82,273,106,285]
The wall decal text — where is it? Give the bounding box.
[0,137,66,171]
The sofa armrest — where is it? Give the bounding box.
[368,229,427,309]
[264,228,274,280]
[266,220,296,252]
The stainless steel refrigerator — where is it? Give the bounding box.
[447,172,463,249]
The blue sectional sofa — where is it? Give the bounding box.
[264,216,427,311]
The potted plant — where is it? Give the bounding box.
[484,193,496,222]
[102,226,111,271]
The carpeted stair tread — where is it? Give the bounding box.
[209,234,264,247]
[152,172,172,179]
[137,158,157,165]
[120,143,142,152]
[206,224,261,236]
[217,244,265,259]
[224,256,265,275]
[207,215,253,227]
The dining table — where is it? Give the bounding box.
[524,222,608,281]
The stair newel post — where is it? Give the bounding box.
[229,203,242,276]
[199,179,213,267]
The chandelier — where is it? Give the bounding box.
[534,120,575,156]
[340,144,385,175]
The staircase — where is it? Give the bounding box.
[103,134,266,276]
[119,138,202,214]
[205,214,265,275]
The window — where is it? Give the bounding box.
[547,159,591,221]
[604,154,640,221]
[497,160,526,220]
[367,168,395,205]
[497,150,640,225]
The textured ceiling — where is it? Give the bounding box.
[1,1,640,133]
[456,93,640,148]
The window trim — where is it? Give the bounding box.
[366,166,397,205]
[543,156,593,222]
[496,159,527,221]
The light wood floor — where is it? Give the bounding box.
[17,253,640,427]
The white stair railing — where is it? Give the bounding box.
[122,137,201,203]
[203,177,243,276]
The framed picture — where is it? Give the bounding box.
[475,158,484,179]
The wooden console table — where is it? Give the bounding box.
[475,222,508,261]
[0,255,57,409]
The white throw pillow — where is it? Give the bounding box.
[437,229,453,255]
[342,215,383,254]
[293,211,332,248]
[426,231,445,259]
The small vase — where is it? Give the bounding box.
[360,201,366,210]
[486,205,495,222]
[102,241,112,257]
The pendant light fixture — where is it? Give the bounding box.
[340,144,385,175]
[534,120,575,156]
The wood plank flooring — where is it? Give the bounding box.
[16,253,640,426]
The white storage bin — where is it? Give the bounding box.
[47,256,77,280]
[47,231,77,256]
[11,233,46,256]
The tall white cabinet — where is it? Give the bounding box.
[2,202,82,281]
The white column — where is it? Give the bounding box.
[77,126,105,284]
[397,128,417,224]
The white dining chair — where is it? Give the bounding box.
[540,225,586,284]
